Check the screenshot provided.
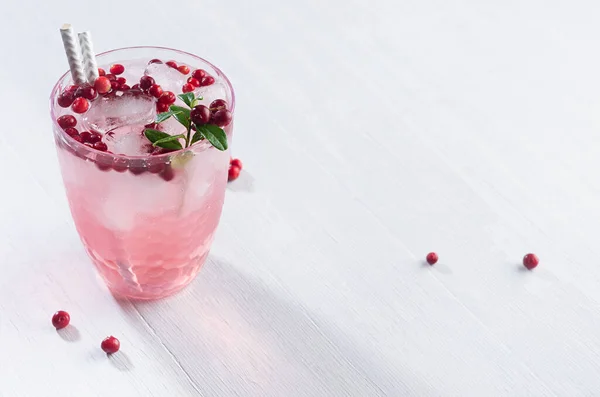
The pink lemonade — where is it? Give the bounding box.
[50,47,235,299]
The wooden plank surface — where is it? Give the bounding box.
[2,0,600,395]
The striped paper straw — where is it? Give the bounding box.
[60,24,86,85]
[78,31,99,84]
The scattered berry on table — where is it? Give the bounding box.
[426,252,438,265]
[228,165,241,182]
[523,253,539,270]
[101,336,120,354]
[230,158,242,169]
[52,311,70,330]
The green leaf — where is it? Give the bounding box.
[169,105,191,129]
[177,93,195,108]
[156,111,174,123]
[144,129,171,143]
[197,124,228,151]
[152,134,185,150]
[191,130,204,144]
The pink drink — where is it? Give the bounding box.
[50,47,235,299]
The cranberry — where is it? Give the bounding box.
[165,60,178,69]
[121,84,131,91]
[66,85,79,93]
[426,252,438,265]
[228,165,241,181]
[64,127,79,137]
[230,158,242,169]
[105,73,117,81]
[210,99,228,111]
[98,68,105,76]
[158,91,176,105]
[52,310,70,330]
[182,83,194,93]
[110,81,120,91]
[148,161,166,173]
[57,115,77,129]
[109,64,125,75]
[190,105,211,125]
[79,131,92,143]
[149,84,163,98]
[148,58,163,64]
[131,83,141,91]
[72,135,83,143]
[101,336,120,354]
[187,77,200,87]
[178,65,190,75]
[94,76,112,94]
[71,97,90,113]
[112,158,129,172]
[523,253,539,270]
[211,109,232,127]
[139,75,155,90]
[192,69,206,80]
[117,77,127,86]
[88,131,102,144]
[93,141,108,152]
[200,76,215,87]
[129,159,147,175]
[160,164,175,181]
[156,102,170,113]
[57,90,75,107]
[79,85,97,100]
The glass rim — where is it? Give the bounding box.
[49,46,235,160]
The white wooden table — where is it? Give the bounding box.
[2,0,600,395]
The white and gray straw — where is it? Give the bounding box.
[60,24,98,85]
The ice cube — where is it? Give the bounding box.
[192,80,230,108]
[104,124,153,156]
[144,62,187,96]
[82,91,155,134]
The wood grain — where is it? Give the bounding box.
[2,0,600,395]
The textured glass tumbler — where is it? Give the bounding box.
[50,47,235,299]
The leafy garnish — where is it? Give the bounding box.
[144,92,228,152]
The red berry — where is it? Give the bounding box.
[158,91,176,105]
[200,76,215,86]
[79,131,92,143]
[139,75,155,90]
[79,85,97,100]
[98,68,105,76]
[160,164,175,181]
[57,90,75,107]
[64,127,79,137]
[426,252,438,265]
[166,60,178,69]
[182,83,194,93]
[523,253,539,270]
[110,81,120,91]
[105,73,117,82]
[109,64,125,75]
[178,65,190,75]
[52,310,70,330]
[230,158,242,169]
[117,77,127,86]
[210,99,227,111]
[190,105,211,125]
[211,109,232,127]
[156,102,170,113]
[131,83,141,91]
[94,77,112,94]
[71,97,90,113]
[101,336,120,354]
[66,85,79,93]
[72,135,83,143]
[112,158,129,172]
[192,69,206,80]
[89,131,102,144]
[92,141,108,152]
[187,77,200,87]
[57,115,77,129]
[149,84,163,98]
[120,84,131,91]
[228,165,241,181]
[148,58,162,64]
[147,160,166,173]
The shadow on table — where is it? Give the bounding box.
[117,256,439,396]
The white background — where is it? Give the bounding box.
[2,0,600,395]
